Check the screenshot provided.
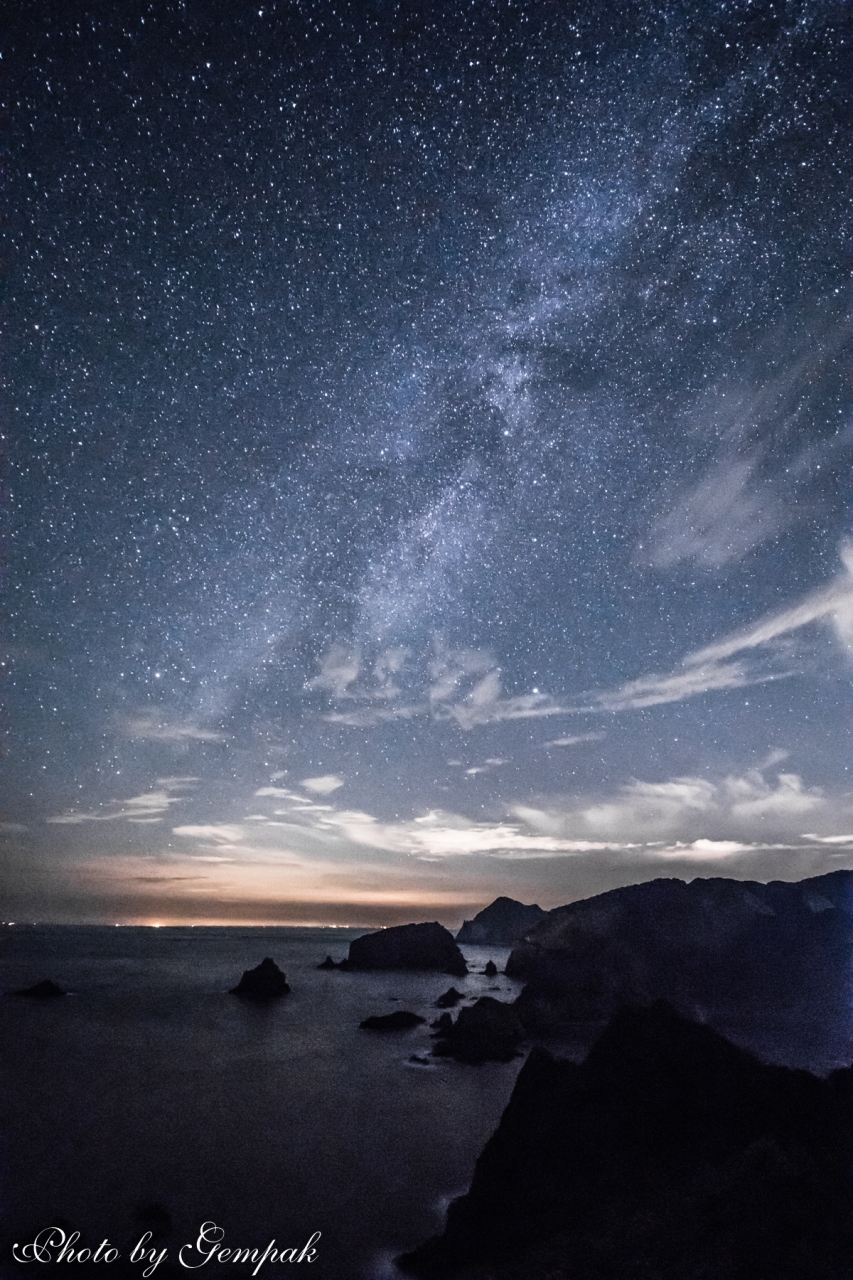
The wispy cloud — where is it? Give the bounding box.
[648,454,786,569]
[311,639,565,729]
[171,824,245,845]
[170,761,852,877]
[687,571,853,667]
[580,543,853,713]
[543,733,605,748]
[516,767,833,845]
[643,327,850,570]
[47,778,197,825]
[306,645,362,697]
[123,716,225,743]
[580,662,759,712]
[299,774,345,795]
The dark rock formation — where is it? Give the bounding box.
[400,1002,853,1279]
[432,997,525,1064]
[230,957,291,997]
[316,955,343,969]
[431,1012,454,1032]
[347,922,467,976]
[484,960,499,977]
[507,870,853,1033]
[10,979,66,998]
[435,986,464,1008]
[457,897,548,946]
[359,1010,425,1031]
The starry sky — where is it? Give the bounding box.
[6,0,852,925]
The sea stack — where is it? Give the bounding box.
[10,979,66,999]
[347,922,468,976]
[230,957,291,997]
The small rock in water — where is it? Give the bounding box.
[230,957,291,998]
[432,996,525,1064]
[430,1012,454,1032]
[316,955,340,970]
[483,960,499,977]
[11,979,66,999]
[359,1010,425,1031]
[435,986,463,1008]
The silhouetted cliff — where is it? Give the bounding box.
[399,1002,853,1279]
[457,897,548,945]
[506,871,853,1031]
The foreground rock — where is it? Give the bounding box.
[347,922,467,976]
[457,897,548,945]
[432,997,524,1064]
[507,870,853,1033]
[230,957,291,997]
[359,1010,425,1031]
[10,979,66,998]
[400,1002,853,1278]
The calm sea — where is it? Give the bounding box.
[2,925,847,1280]
[0,926,532,1280]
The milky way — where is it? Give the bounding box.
[6,1,851,923]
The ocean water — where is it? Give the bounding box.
[2,925,848,1280]
[0,926,533,1280]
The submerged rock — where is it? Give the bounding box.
[400,1001,853,1279]
[432,996,524,1064]
[347,922,467,976]
[457,897,548,946]
[435,986,464,1008]
[10,979,66,998]
[230,957,291,998]
[359,1010,425,1031]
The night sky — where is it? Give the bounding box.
[6,0,851,925]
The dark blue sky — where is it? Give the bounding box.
[6,0,851,924]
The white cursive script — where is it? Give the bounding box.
[179,1223,321,1274]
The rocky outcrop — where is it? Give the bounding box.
[400,1001,853,1278]
[483,960,498,977]
[230,957,291,997]
[432,997,525,1064]
[457,897,548,945]
[316,955,345,970]
[359,1010,425,1031]
[347,922,467,976]
[435,986,464,1008]
[9,979,66,998]
[507,870,853,1031]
